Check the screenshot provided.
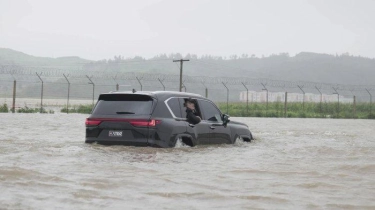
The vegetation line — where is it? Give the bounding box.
[217,102,375,119]
[1,102,374,119]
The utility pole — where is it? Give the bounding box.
[173,59,189,92]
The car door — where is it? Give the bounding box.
[179,98,210,145]
[198,99,231,144]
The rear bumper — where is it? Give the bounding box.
[85,138,173,148]
[85,135,148,145]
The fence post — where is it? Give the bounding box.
[297,85,305,111]
[242,82,249,115]
[201,81,208,98]
[315,86,322,117]
[36,72,44,113]
[332,87,339,118]
[261,83,268,115]
[182,82,187,92]
[86,75,95,106]
[112,76,119,91]
[284,92,288,117]
[222,82,229,114]
[63,74,70,114]
[12,80,16,113]
[136,77,142,91]
[10,74,16,113]
[158,78,165,91]
[353,95,356,119]
[365,88,372,116]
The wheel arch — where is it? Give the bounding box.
[229,125,253,143]
[174,133,196,147]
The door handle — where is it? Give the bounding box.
[188,124,195,128]
[210,126,216,129]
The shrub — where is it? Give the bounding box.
[18,106,38,113]
[0,103,9,113]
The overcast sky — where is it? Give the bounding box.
[1,0,374,60]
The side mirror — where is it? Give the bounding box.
[222,114,230,126]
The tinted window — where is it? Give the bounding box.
[166,98,182,118]
[198,100,222,122]
[93,94,153,115]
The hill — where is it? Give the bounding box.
[0,48,91,70]
[1,48,375,86]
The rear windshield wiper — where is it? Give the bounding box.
[116,111,135,114]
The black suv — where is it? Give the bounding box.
[85,91,253,147]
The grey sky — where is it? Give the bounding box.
[1,0,374,60]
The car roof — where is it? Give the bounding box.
[102,91,205,101]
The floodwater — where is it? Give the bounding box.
[0,114,374,210]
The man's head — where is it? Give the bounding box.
[185,98,195,110]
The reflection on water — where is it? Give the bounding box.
[0,114,374,209]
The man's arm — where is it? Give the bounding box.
[187,110,201,124]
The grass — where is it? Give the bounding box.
[61,104,93,114]
[0,102,55,114]
[4,101,369,119]
[217,102,375,119]
[17,106,54,114]
[56,102,375,119]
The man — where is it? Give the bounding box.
[185,98,201,124]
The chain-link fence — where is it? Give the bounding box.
[0,65,374,118]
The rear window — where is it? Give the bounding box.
[92,94,154,115]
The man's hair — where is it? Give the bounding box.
[184,98,195,107]
[186,98,195,103]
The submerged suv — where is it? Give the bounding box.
[85,91,253,147]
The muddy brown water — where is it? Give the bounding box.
[0,113,374,209]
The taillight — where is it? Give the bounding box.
[85,118,161,127]
[86,118,102,126]
[130,119,161,127]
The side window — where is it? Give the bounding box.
[166,98,182,118]
[198,100,222,122]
